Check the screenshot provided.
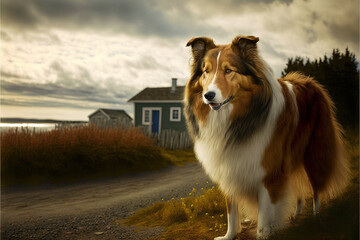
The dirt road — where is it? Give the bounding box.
[1,162,211,240]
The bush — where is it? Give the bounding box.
[1,126,170,185]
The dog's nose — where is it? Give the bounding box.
[204,91,216,101]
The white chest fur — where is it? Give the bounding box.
[194,104,267,198]
[194,74,285,199]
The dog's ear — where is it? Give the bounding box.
[231,35,259,59]
[186,37,216,63]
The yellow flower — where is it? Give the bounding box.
[201,188,204,190]
[206,181,209,184]
[205,213,209,216]
[212,216,215,219]
[220,214,224,217]
[189,193,192,196]
[191,204,194,207]
[209,228,213,231]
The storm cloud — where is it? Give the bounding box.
[1,0,358,120]
[2,0,226,38]
[1,60,138,109]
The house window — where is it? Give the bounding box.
[170,107,181,122]
[142,108,150,124]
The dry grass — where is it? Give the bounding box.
[1,126,171,185]
[160,149,196,166]
[122,131,359,240]
[123,185,258,240]
[123,185,230,240]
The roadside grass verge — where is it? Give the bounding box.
[160,149,196,166]
[122,185,229,240]
[122,131,359,240]
[1,126,196,186]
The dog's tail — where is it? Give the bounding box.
[287,73,350,202]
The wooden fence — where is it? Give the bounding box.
[89,118,134,129]
[58,119,192,150]
[153,129,192,150]
[55,122,88,129]
[138,126,192,150]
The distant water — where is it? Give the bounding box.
[0,123,57,133]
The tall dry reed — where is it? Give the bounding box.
[1,126,169,185]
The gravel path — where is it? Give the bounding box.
[1,162,212,240]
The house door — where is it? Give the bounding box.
[151,110,160,134]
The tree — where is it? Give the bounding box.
[282,48,359,127]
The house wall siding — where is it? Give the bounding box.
[134,102,186,132]
[89,111,108,124]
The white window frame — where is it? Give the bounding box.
[170,107,181,122]
[142,108,151,125]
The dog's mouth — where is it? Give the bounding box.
[208,95,234,111]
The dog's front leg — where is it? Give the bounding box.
[257,185,274,239]
[214,197,240,240]
[257,184,288,239]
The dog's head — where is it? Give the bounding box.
[185,35,273,142]
[186,35,271,116]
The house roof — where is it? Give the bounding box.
[128,86,185,102]
[88,108,132,120]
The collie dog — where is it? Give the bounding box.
[184,35,349,239]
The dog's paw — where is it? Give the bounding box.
[256,226,271,239]
[214,236,234,240]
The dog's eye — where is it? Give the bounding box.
[204,69,209,74]
[225,69,232,74]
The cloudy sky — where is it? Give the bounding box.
[1,0,358,121]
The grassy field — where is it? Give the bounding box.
[1,126,196,186]
[122,131,359,240]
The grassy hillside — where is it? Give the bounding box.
[122,131,359,240]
